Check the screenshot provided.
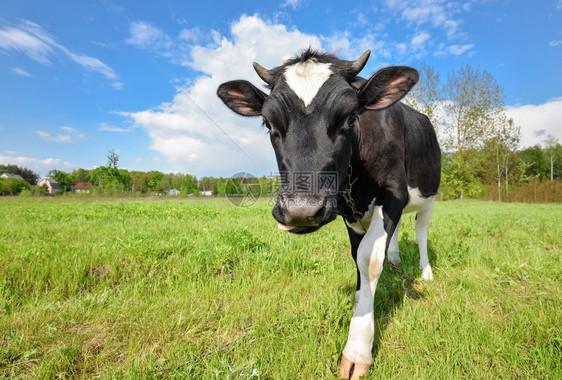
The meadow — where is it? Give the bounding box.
[0,197,560,379]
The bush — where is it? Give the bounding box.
[31,185,50,196]
[480,177,562,203]
[0,178,31,195]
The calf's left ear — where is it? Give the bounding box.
[357,66,419,111]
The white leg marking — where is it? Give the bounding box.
[284,60,332,107]
[415,197,435,281]
[343,206,386,366]
[403,187,436,281]
[388,217,401,266]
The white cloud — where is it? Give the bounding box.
[281,0,303,10]
[447,43,474,55]
[65,51,117,79]
[411,31,431,50]
[548,40,562,47]
[126,21,173,53]
[443,19,460,38]
[323,31,389,63]
[2,150,22,155]
[36,127,84,143]
[12,67,32,77]
[385,0,473,55]
[434,42,474,56]
[387,0,450,27]
[0,153,73,176]
[506,98,562,148]
[0,20,118,84]
[121,15,324,176]
[36,131,73,143]
[98,122,131,133]
[178,27,202,43]
[396,43,408,55]
[126,21,208,64]
[0,24,54,64]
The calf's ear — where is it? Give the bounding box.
[357,66,419,111]
[217,80,267,117]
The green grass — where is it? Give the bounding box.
[0,197,560,379]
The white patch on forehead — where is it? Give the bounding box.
[284,60,333,107]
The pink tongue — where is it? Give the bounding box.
[277,223,294,232]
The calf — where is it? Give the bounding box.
[217,49,441,379]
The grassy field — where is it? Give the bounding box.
[0,197,560,379]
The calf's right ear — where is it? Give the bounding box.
[217,80,267,117]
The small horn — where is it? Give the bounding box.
[350,50,371,75]
[253,62,271,84]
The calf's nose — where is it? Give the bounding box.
[280,197,326,227]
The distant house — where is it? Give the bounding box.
[37,178,60,194]
[75,182,93,193]
[168,188,180,197]
[0,173,25,181]
[200,190,213,196]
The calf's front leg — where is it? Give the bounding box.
[340,205,387,379]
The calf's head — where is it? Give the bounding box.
[217,50,418,233]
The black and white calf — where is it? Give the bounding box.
[217,50,441,380]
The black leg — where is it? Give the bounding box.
[346,224,364,291]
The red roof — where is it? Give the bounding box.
[75,182,93,190]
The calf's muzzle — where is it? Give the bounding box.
[273,193,338,233]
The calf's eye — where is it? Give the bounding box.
[347,114,358,126]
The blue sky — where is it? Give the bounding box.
[1,0,561,178]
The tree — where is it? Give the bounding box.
[519,145,548,179]
[213,178,226,195]
[543,135,561,181]
[198,177,216,192]
[0,164,39,185]
[90,166,109,187]
[130,171,149,193]
[147,171,164,191]
[443,64,505,153]
[440,151,483,200]
[484,117,520,201]
[442,64,506,198]
[181,174,198,195]
[48,169,72,192]
[404,62,443,129]
[69,168,91,184]
[107,149,119,169]
[225,177,242,195]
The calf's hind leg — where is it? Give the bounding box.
[387,216,401,266]
[416,197,436,281]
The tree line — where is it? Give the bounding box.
[1,62,561,201]
[1,142,560,201]
[0,152,280,197]
[404,63,561,202]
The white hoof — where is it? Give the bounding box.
[421,265,433,281]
